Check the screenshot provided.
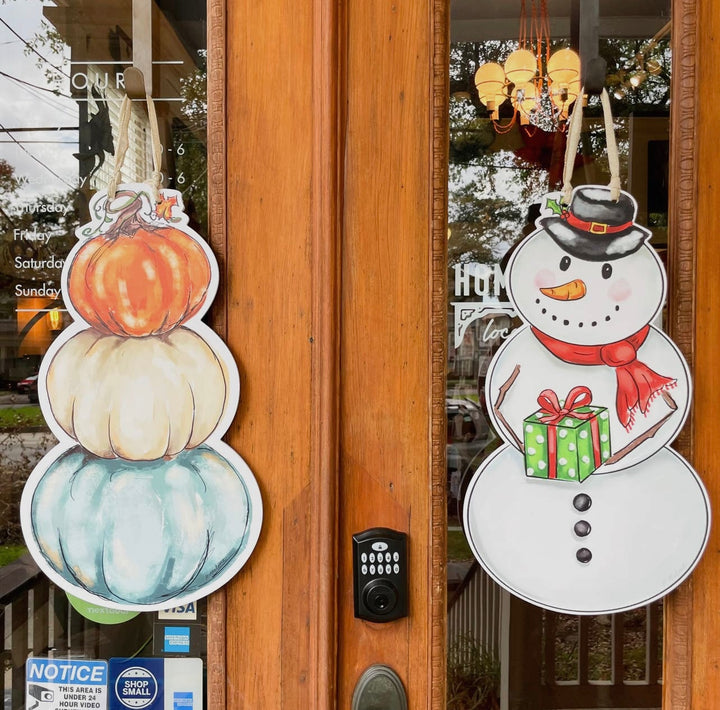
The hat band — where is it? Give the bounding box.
[562,211,634,235]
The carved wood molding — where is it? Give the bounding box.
[206,0,228,708]
[668,0,696,457]
[431,1,450,708]
[664,0,697,707]
[207,0,228,343]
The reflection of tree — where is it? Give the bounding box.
[24,20,68,93]
[448,35,670,272]
[0,158,22,228]
[448,179,522,266]
[180,50,207,133]
[171,50,208,236]
[0,158,22,195]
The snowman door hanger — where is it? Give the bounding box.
[463,90,710,615]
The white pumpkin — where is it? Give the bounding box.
[46,327,232,460]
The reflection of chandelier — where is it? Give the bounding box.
[474,0,581,133]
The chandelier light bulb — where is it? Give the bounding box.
[474,62,508,110]
[551,78,581,110]
[504,48,537,86]
[547,48,581,89]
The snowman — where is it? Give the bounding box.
[462,185,710,615]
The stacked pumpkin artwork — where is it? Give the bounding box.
[20,185,262,610]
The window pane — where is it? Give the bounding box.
[447,2,670,707]
[0,2,208,708]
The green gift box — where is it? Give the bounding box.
[523,387,611,483]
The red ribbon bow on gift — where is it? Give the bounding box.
[536,386,595,425]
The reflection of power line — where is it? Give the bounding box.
[0,74,77,122]
[0,127,77,132]
[0,18,70,78]
[0,69,71,98]
[2,76,77,120]
[0,120,75,189]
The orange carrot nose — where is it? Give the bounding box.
[540,279,587,301]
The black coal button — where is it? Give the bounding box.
[576,548,592,563]
[574,520,591,537]
[573,493,592,512]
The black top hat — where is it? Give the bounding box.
[539,186,652,261]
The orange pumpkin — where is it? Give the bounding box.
[68,196,211,337]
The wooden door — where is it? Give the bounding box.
[204,0,720,707]
[205,0,447,707]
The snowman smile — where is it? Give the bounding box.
[534,296,621,328]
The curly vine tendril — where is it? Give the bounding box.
[79,189,153,239]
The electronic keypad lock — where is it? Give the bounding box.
[353,528,408,622]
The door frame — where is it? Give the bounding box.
[202,0,713,707]
[665,0,719,708]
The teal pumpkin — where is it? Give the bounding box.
[28,444,258,606]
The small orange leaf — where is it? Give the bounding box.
[155,195,178,221]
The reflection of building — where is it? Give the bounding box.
[0,1,207,390]
[44,0,203,194]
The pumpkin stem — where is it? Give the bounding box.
[105,190,149,237]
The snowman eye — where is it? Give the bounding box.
[560,256,571,271]
[601,263,613,279]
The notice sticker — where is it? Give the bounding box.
[26,658,108,710]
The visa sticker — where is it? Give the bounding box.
[157,603,197,621]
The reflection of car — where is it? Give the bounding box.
[27,376,39,404]
[17,374,38,394]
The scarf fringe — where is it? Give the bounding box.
[623,380,677,432]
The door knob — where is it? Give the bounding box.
[351,665,407,710]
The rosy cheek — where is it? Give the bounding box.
[608,278,632,301]
[534,269,557,289]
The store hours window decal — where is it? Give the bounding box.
[462,91,710,615]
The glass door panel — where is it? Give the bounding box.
[447,2,671,708]
[0,1,208,707]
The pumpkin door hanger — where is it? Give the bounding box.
[20,186,262,611]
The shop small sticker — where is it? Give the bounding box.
[114,667,158,709]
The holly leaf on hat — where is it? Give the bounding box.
[546,197,565,215]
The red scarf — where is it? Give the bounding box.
[530,325,676,429]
